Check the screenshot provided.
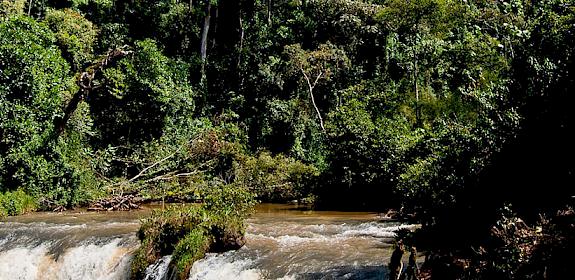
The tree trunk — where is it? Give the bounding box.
[200,2,212,78]
[54,89,85,137]
[309,85,325,131]
[412,35,420,126]
[53,48,131,139]
[237,15,244,68]
[211,7,219,48]
[267,0,272,25]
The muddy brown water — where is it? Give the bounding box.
[0,204,417,280]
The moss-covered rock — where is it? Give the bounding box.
[130,183,255,279]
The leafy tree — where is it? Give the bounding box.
[44,8,99,70]
[285,42,349,131]
[234,151,319,201]
[0,15,97,206]
[89,39,195,149]
[0,0,25,16]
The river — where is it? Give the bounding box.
[0,204,416,280]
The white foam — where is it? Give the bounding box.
[0,244,49,280]
[188,252,262,280]
[4,222,88,231]
[247,222,418,246]
[0,238,134,280]
[336,223,418,238]
[144,255,173,280]
[53,238,133,280]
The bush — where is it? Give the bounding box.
[0,15,102,208]
[0,190,37,217]
[131,205,206,280]
[464,206,575,279]
[234,151,318,202]
[44,8,98,69]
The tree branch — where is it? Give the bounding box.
[301,69,325,131]
[104,136,212,189]
[54,46,132,139]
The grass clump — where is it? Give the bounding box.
[172,229,211,274]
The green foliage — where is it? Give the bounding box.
[44,8,98,69]
[0,15,98,206]
[0,190,36,217]
[0,0,24,16]
[96,22,129,51]
[235,151,319,201]
[172,229,211,276]
[202,182,256,222]
[91,39,195,148]
[131,204,206,280]
[285,42,350,82]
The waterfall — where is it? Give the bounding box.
[0,212,142,280]
[0,236,135,280]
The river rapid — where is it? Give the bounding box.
[0,204,416,280]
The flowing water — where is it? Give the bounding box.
[0,209,146,280]
[188,204,418,280]
[0,204,416,280]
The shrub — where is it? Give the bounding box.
[0,190,37,217]
[234,151,318,201]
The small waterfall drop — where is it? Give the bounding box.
[143,255,173,280]
[0,211,143,280]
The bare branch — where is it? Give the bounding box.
[301,69,325,131]
[104,136,212,189]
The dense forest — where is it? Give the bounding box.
[1,0,574,279]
